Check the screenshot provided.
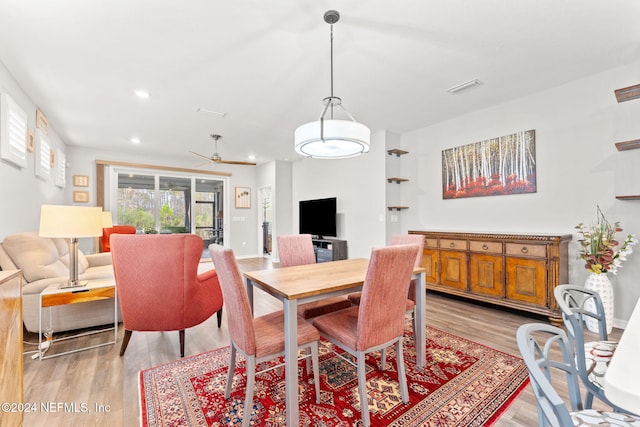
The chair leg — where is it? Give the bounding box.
[396,338,409,403]
[225,345,236,399]
[380,348,387,370]
[357,352,370,427]
[310,342,321,404]
[243,356,256,427]
[119,329,132,356]
[216,308,223,328]
[179,329,185,358]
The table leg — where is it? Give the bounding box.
[283,299,299,426]
[38,295,43,361]
[414,271,426,368]
[245,277,255,314]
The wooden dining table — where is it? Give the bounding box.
[243,257,427,427]
[604,297,640,414]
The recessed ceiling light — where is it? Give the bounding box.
[248,155,256,160]
[135,90,150,99]
[130,137,141,144]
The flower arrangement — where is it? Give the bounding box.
[575,206,637,274]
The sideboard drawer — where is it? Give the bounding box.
[506,243,546,258]
[469,240,502,254]
[423,237,438,248]
[440,239,467,250]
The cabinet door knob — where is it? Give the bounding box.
[482,244,489,250]
[450,242,455,248]
[521,246,529,254]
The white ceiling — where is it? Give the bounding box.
[0,1,638,166]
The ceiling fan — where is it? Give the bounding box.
[190,134,256,166]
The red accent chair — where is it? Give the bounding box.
[110,234,223,358]
[277,234,351,319]
[101,225,136,252]
[312,244,419,427]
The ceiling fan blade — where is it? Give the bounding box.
[190,150,214,161]
[214,159,257,166]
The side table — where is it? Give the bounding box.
[38,278,118,360]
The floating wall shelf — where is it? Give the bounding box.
[615,83,640,103]
[615,139,640,151]
[387,149,408,157]
[615,195,640,200]
[387,177,409,184]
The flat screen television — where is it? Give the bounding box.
[299,197,337,239]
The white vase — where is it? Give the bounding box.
[584,272,614,334]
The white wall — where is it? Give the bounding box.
[0,60,66,239]
[291,130,388,259]
[400,60,640,326]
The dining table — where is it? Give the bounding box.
[603,297,640,415]
[243,257,427,427]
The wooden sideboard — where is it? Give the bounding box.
[409,231,571,324]
[0,270,23,427]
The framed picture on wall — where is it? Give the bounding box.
[73,191,89,203]
[73,175,89,187]
[235,187,251,208]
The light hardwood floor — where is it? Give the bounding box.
[22,257,621,426]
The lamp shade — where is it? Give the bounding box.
[102,211,113,228]
[294,119,370,159]
[39,205,103,238]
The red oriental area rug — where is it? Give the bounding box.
[139,326,529,427]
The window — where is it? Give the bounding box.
[117,174,156,233]
[34,128,51,180]
[0,92,28,168]
[55,148,66,188]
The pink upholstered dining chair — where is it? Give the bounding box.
[277,234,351,319]
[312,244,419,427]
[110,234,223,358]
[347,234,424,317]
[209,244,320,427]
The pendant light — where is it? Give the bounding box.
[294,10,370,159]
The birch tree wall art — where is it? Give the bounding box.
[442,130,536,199]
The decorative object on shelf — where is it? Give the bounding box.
[614,83,640,103]
[294,10,370,159]
[442,129,536,199]
[35,109,48,133]
[576,205,638,333]
[73,190,90,203]
[235,186,250,208]
[73,175,89,187]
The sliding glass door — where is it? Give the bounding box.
[111,169,225,245]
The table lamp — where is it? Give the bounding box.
[102,211,113,228]
[39,205,103,288]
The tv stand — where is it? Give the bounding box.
[312,238,347,263]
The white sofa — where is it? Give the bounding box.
[0,232,119,333]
